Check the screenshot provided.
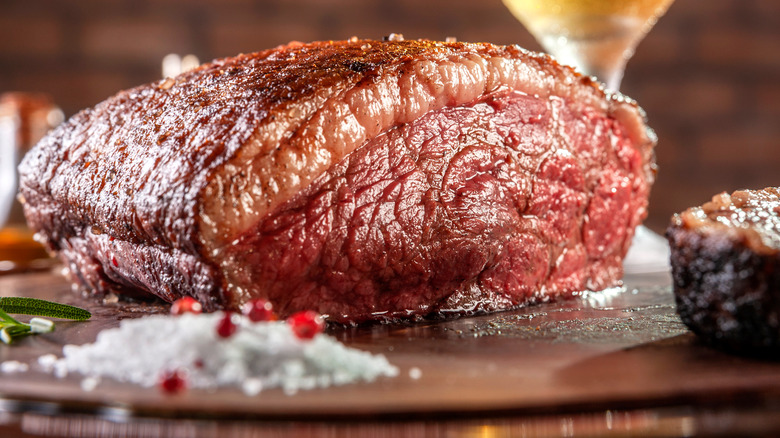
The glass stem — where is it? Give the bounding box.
[540,40,632,91]
[581,60,625,91]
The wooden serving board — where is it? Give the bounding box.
[2,268,780,434]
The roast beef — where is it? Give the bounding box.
[18,39,656,322]
[668,188,780,354]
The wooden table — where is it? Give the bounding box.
[2,268,780,437]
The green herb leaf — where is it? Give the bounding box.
[0,307,21,325]
[0,324,30,344]
[0,297,91,321]
[4,324,30,336]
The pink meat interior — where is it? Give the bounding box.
[218,88,648,322]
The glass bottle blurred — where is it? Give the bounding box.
[0,92,64,273]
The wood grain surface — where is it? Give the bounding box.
[1,269,780,436]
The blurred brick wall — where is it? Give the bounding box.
[0,0,778,231]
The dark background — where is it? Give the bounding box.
[1,0,778,232]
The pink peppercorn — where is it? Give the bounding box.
[287,310,325,340]
[242,299,276,322]
[216,312,238,338]
[159,369,187,394]
[170,297,203,315]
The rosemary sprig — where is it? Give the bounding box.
[0,297,91,321]
[0,297,91,344]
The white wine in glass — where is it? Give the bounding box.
[502,0,674,90]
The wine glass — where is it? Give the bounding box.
[502,0,674,91]
[502,0,675,272]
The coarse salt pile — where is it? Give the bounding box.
[40,312,398,395]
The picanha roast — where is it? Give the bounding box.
[18,38,656,322]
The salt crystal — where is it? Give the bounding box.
[38,312,398,395]
[408,367,422,380]
[158,77,175,90]
[53,360,69,378]
[1,360,29,373]
[241,378,263,396]
[37,354,58,372]
[80,376,100,392]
